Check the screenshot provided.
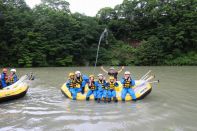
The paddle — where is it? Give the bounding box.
[140,70,152,80]
[149,80,160,84]
[142,73,151,80]
[145,75,155,82]
[134,75,158,88]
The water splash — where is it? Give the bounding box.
[93,28,108,74]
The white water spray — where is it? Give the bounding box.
[93,28,108,74]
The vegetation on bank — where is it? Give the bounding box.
[0,0,196,67]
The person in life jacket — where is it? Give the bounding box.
[105,76,119,103]
[0,74,1,88]
[95,74,107,103]
[8,69,18,85]
[101,66,124,80]
[28,72,35,80]
[86,75,99,101]
[75,71,89,94]
[1,68,8,88]
[121,71,137,102]
[66,72,78,100]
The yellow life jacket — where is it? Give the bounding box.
[69,79,76,88]
[123,79,131,88]
[75,76,83,85]
[98,80,105,89]
[9,76,14,84]
[109,82,116,90]
[89,81,96,90]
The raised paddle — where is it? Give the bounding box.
[140,70,152,80]
[145,75,155,82]
[149,80,160,84]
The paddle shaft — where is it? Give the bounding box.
[140,70,152,80]
[149,80,159,84]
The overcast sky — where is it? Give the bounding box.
[25,0,123,16]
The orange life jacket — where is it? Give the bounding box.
[89,81,96,90]
[69,79,76,88]
[4,73,8,81]
[2,73,8,83]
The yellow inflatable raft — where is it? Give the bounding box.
[0,75,29,103]
[61,80,152,101]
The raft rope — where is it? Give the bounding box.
[93,28,108,75]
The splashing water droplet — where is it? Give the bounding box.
[93,28,108,74]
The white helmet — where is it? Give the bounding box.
[98,74,103,77]
[109,67,115,70]
[75,71,81,75]
[124,71,131,75]
[10,69,16,73]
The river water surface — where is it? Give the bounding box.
[0,67,197,131]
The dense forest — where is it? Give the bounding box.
[0,0,196,67]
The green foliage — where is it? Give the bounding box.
[98,0,197,65]
[0,0,196,67]
[164,52,197,65]
[110,41,136,66]
[134,36,164,65]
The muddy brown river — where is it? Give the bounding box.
[0,66,197,131]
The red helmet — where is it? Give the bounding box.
[3,68,8,73]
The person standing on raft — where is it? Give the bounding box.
[121,71,137,102]
[101,66,124,80]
